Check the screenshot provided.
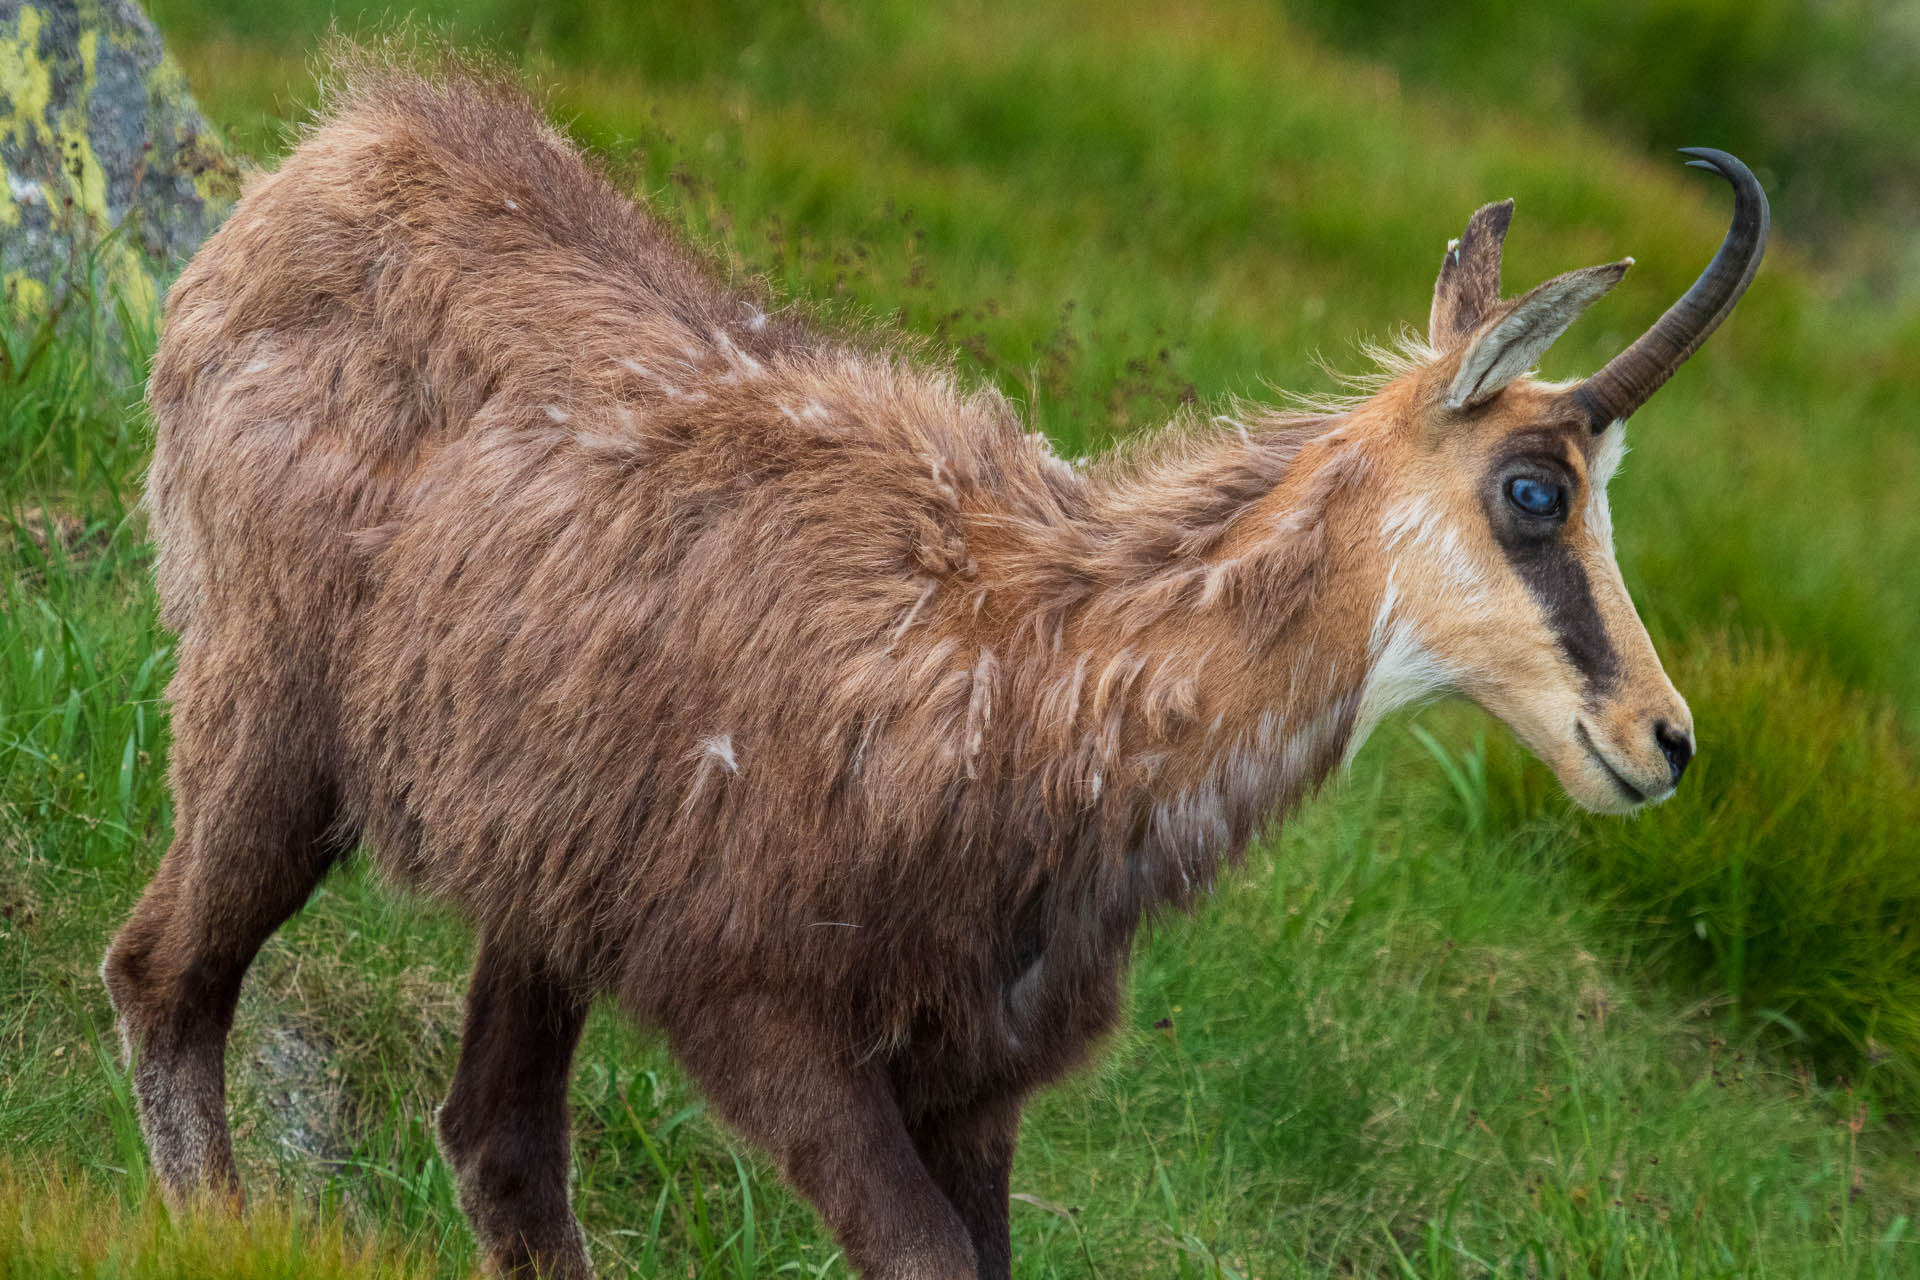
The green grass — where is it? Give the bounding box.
[4,0,1920,1274]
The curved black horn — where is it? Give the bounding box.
[1572,148,1768,430]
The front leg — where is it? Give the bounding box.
[907,1094,1022,1280]
[669,1000,978,1279]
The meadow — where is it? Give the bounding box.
[4,0,1919,1274]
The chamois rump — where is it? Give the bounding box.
[104,61,1765,1279]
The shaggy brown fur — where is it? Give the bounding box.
[104,57,1733,1279]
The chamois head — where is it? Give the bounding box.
[1352,150,1767,812]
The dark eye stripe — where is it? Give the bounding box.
[1506,539,1622,696]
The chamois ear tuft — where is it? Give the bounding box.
[1430,199,1514,350]
[1444,260,1631,411]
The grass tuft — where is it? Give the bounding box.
[1565,636,1920,1100]
[0,1160,437,1280]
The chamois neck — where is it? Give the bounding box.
[1000,413,1392,907]
[1067,413,1381,708]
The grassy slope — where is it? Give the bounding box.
[5,0,1920,1274]
[1277,0,1920,298]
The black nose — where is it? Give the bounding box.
[1654,720,1693,787]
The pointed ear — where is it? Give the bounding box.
[1445,261,1632,411]
[1430,199,1514,350]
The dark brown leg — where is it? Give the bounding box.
[669,1002,977,1279]
[908,1095,1021,1280]
[437,941,593,1279]
[101,660,342,1203]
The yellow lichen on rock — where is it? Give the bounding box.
[0,6,56,150]
[5,269,49,323]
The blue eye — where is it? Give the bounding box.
[1506,476,1565,518]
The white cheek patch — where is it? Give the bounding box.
[1586,424,1627,551]
[1345,573,1459,765]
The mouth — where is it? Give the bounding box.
[1574,720,1648,806]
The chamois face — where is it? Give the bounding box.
[1370,375,1691,813]
[1350,193,1724,813]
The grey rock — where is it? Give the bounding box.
[0,0,239,340]
[252,1020,353,1166]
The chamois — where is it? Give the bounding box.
[104,61,1765,1279]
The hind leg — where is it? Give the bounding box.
[102,656,342,1202]
[437,939,593,1278]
